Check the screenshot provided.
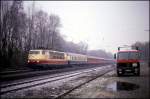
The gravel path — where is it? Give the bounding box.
[65,63,149,98]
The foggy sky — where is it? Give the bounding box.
[24,1,149,53]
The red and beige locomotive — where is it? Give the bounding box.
[27,49,114,69]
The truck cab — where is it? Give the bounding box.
[114,46,140,76]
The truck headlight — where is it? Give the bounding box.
[132,63,137,67]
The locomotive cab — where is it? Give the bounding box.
[27,50,67,69]
[28,50,48,63]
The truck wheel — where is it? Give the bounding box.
[136,63,140,76]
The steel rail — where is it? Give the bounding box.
[1,64,105,81]
[1,65,112,95]
[1,67,97,88]
[1,64,111,87]
[55,68,113,99]
[1,70,32,75]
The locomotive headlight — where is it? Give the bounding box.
[28,60,30,63]
[132,63,137,67]
[36,60,39,63]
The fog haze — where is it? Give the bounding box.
[24,1,149,53]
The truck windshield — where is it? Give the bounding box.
[129,52,139,59]
[118,52,139,60]
[118,52,128,60]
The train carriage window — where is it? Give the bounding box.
[55,56,57,59]
[55,54,58,59]
[42,51,45,54]
[54,56,56,59]
[62,55,64,59]
[70,56,72,60]
[57,56,59,59]
[59,53,64,59]
[61,54,64,59]
[57,55,60,59]
[57,53,63,59]
[42,50,46,54]
[48,52,64,59]
[49,51,54,59]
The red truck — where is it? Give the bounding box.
[114,46,140,76]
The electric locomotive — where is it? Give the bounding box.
[27,49,114,69]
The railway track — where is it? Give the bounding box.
[55,68,113,99]
[1,64,110,82]
[1,65,113,95]
[1,69,32,75]
[1,69,56,81]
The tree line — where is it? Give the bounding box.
[132,41,149,63]
[0,1,113,69]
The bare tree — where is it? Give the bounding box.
[0,1,27,67]
[25,1,35,51]
[132,41,149,62]
[48,14,61,50]
[33,10,48,48]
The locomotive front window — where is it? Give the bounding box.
[29,51,40,54]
